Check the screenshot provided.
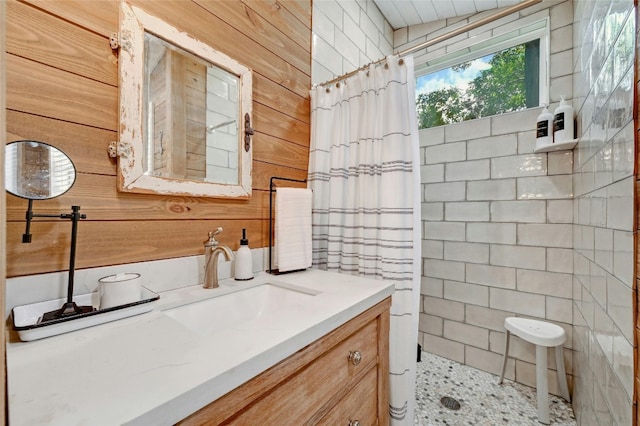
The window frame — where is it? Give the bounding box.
[414,17,550,115]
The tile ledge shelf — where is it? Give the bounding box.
[533,139,578,153]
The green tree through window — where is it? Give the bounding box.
[417,40,540,129]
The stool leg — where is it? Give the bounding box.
[498,330,510,384]
[536,345,550,424]
[555,345,570,402]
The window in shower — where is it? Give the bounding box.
[415,19,549,129]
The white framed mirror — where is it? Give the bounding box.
[117,1,253,198]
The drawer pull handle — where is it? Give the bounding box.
[348,350,362,366]
[348,420,361,426]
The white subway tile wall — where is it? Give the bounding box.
[467,134,518,160]
[311,0,393,85]
[572,1,635,423]
[411,0,634,419]
[420,107,578,390]
[399,1,623,416]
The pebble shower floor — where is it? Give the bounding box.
[414,352,576,425]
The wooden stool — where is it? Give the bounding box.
[498,317,570,425]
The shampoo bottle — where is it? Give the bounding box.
[535,106,553,150]
[234,228,254,281]
[553,97,574,144]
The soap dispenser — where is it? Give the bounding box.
[234,228,253,281]
[535,105,553,150]
[553,97,574,144]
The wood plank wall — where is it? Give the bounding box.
[5,0,311,277]
[1,1,7,422]
[635,3,639,425]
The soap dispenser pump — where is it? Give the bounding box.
[234,228,254,281]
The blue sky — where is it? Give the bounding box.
[416,55,493,96]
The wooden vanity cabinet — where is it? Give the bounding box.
[178,297,391,426]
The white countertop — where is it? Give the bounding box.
[7,269,394,425]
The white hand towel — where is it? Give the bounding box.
[275,187,312,272]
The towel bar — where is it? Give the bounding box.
[268,176,307,274]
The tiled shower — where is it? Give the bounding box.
[312,0,636,424]
[572,1,635,424]
[416,106,574,378]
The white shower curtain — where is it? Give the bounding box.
[308,55,421,424]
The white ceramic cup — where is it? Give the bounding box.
[98,273,142,309]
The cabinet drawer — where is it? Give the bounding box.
[228,319,379,425]
[317,366,378,426]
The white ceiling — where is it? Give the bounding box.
[373,0,523,29]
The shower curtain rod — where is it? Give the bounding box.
[317,0,543,88]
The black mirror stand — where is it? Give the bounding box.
[22,201,95,322]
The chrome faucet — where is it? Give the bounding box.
[203,228,234,289]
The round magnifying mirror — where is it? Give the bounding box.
[5,140,76,200]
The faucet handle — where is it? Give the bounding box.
[204,227,223,248]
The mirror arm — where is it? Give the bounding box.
[23,201,85,243]
[22,200,34,243]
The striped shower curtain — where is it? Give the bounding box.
[308,55,421,424]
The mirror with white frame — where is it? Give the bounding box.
[116,2,253,198]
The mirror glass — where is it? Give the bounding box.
[118,2,253,199]
[144,33,240,185]
[5,140,76,200]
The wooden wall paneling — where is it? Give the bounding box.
[6,0,311,278]
[635,6,639,424]
[194,0,310,75]
[276,0,311,29]
[637,376,640,426]
[253,133,309,172]
[253,102,310,148]
[6,55,117,130]
[21,0,118,37]
[1,0,7,422]
[240,0,311,51]
[252,162,308,191]
[635,333,638,426]
[6,176,271,221]
[7,1,117,86]
[6,218,269,276]
[635,6,640,423]
[127,0,310,97]
[6,111,116,176]
[9,1,312,137]
[254,74,310,124]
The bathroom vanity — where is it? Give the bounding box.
[6,269,394,425]
[179,297,390,425]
